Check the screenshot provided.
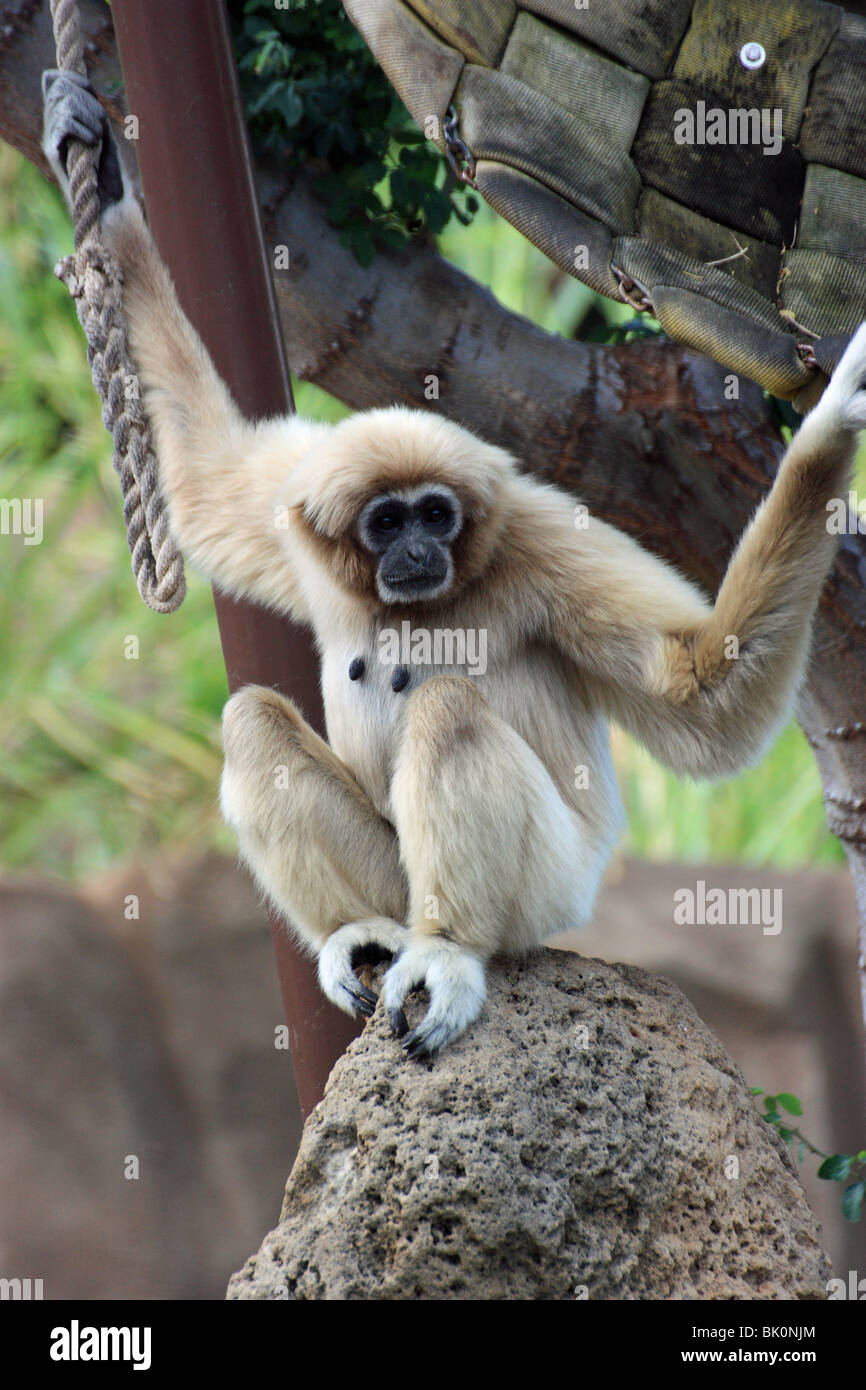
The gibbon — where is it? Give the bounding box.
[43,72,866,1057]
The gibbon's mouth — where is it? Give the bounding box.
[381,570,449,600]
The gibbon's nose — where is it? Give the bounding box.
[405,543,428,565]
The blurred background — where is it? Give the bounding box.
[1,139,864,1296]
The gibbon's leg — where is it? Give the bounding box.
[220,686,409,1019]
[383,676,597,1058]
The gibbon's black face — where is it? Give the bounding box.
[358,485,463,604]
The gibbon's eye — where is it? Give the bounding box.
[367,500,406,535]
[420,497,454,529]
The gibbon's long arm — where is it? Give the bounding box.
[528,335,866,780]
[98,195,326,622]
[42,69,320,621]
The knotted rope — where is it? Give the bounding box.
[49,0,185,612]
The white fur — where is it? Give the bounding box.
[382,936,487,1056]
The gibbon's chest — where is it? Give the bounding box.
[319,618,604,824]
[321,620,492,819]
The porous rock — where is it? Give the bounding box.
[227,949,830,1300]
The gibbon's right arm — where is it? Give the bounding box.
[42,70,319,621]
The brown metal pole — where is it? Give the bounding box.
[111,0,362,1118]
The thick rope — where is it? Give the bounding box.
[49,0,185,612]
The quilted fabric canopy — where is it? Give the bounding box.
[345,0,866,403]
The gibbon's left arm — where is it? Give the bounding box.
[42,70,323,623]
[529,334,866,779]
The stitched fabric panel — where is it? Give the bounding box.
[798,163,866,260]
[343,0,464,129]
[405,0,516,66]
[501,13,651,147]
[519,0,695,80]
[457,66,642,233]
[781,250,866,336]
[632,79,805,244]
[651,286,811,395]
[799,13,866,179]
[638,188,781,300]
[673,0,842,139]
[475,159,620,297]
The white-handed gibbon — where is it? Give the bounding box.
[43,72,866,1056]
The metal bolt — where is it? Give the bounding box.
[740,41,766,69]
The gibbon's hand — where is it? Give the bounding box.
[42,69,125,212]
[817,320,866,435]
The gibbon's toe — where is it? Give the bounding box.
[388,1007,409,1038]
[382,936,486,1058]
[317,919,408,1019]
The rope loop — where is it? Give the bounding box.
[49,0,185,611]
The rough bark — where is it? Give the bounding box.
[3,0,866,1034]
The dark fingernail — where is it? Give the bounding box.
[389,1007,409,1037]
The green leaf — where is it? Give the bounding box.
[376,225,410,251]
[339,223,375,267]
[817,1154,853,1182]
[750,1087,764,1096]
[841,1181,865,1222]
[775,1093,803,1117]
[278,88,304,127]
[229,0,477,265]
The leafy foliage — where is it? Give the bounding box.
[228,0,477,264]
[752,1088,866,1222]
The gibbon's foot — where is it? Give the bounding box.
[382,936,486,1059]
[317,918,408,1020]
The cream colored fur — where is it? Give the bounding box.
[92,176,866,1055]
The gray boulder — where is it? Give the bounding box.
[227,949,830,1300]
